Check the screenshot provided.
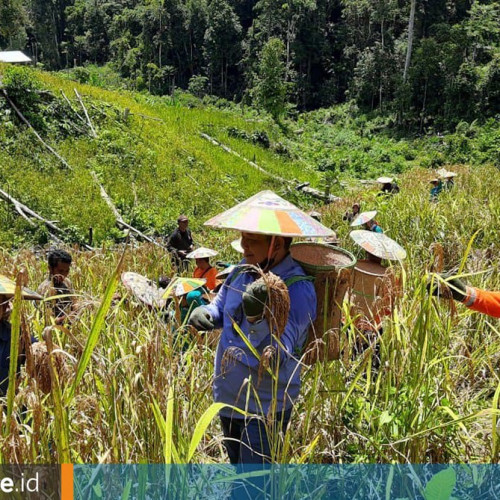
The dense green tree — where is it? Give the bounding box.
[251,37,289,120]
[3,0,498,129]
[0,0,27,49]
[203,0,242,96]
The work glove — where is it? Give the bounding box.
[242,282,268,323]
[189,306,215,331]
[428,273,467,302]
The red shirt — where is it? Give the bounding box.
[193,266,218,291]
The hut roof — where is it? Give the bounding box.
[0,51,32,64]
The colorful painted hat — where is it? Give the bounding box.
[0,274,42,300]
[350,210,377,227]
[162,277,206,298]
[350,230,407,261]
[231,239,244,254]
[186,247,218,259]
[204,190,335,238]
[377,177,394,184]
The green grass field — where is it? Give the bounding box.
[0,65,499,465]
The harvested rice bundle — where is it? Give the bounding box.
[27,342,70,394]
[254,272,290,339]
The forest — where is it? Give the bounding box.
[1,0,499,130]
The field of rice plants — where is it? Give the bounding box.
[1,160,499,464]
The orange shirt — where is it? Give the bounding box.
[464,287,500,318]
[193,266,218,291]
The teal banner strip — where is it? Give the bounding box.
[73,464,500,499]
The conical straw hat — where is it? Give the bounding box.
[204,190,335,238]
[162,277,206,298]
[377,177,394,184]
[350,230,407,261]
[350,210,377,227]
[0,274,42,300]
[231,239,244,253]
[186,247,218,259]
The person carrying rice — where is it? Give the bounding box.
[347,231,406,365]
[189,190,334,464]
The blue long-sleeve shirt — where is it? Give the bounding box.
[0,320,36,396]
[204,254,316,417]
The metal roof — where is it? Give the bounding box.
[0,51,32,63]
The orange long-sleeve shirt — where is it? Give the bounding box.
[463,287,500,318]
[193,266,218,291]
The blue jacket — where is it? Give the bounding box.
[204,254,316,417]
[0,320,36,396]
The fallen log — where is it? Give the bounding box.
[200,133,340,203]
[0,187,93,250]
[89,172,166,249]
[74,88,97,138]
[0,89,72,170]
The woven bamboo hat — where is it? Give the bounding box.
[350,230,407,261]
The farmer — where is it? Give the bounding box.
[347,231,405,366]
[37,249,76,325]
[377,177,400,196]
[351,211,383,233]
[189,190,332,464]
[343,203,361,224]
[0,276,41,396]
[430,179,442,202]
[429,274,500,318]
[187,247,219,291]
[365,218,384,233]
[166,215,194,271]
[442,171,457,191]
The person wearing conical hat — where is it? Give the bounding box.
[377,177,400,196]
[430,178,442,202]
[0,275,41,396]
[37,249,77,326]
[441,171,457,191]
[347,231,405,366]
[189,190,333,464]
[351,211,383,233]
[187,247,219,291]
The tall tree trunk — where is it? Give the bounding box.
[403,0,417,83]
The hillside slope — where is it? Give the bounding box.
[0,65,322,247]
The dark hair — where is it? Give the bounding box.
[48,249,72,268]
